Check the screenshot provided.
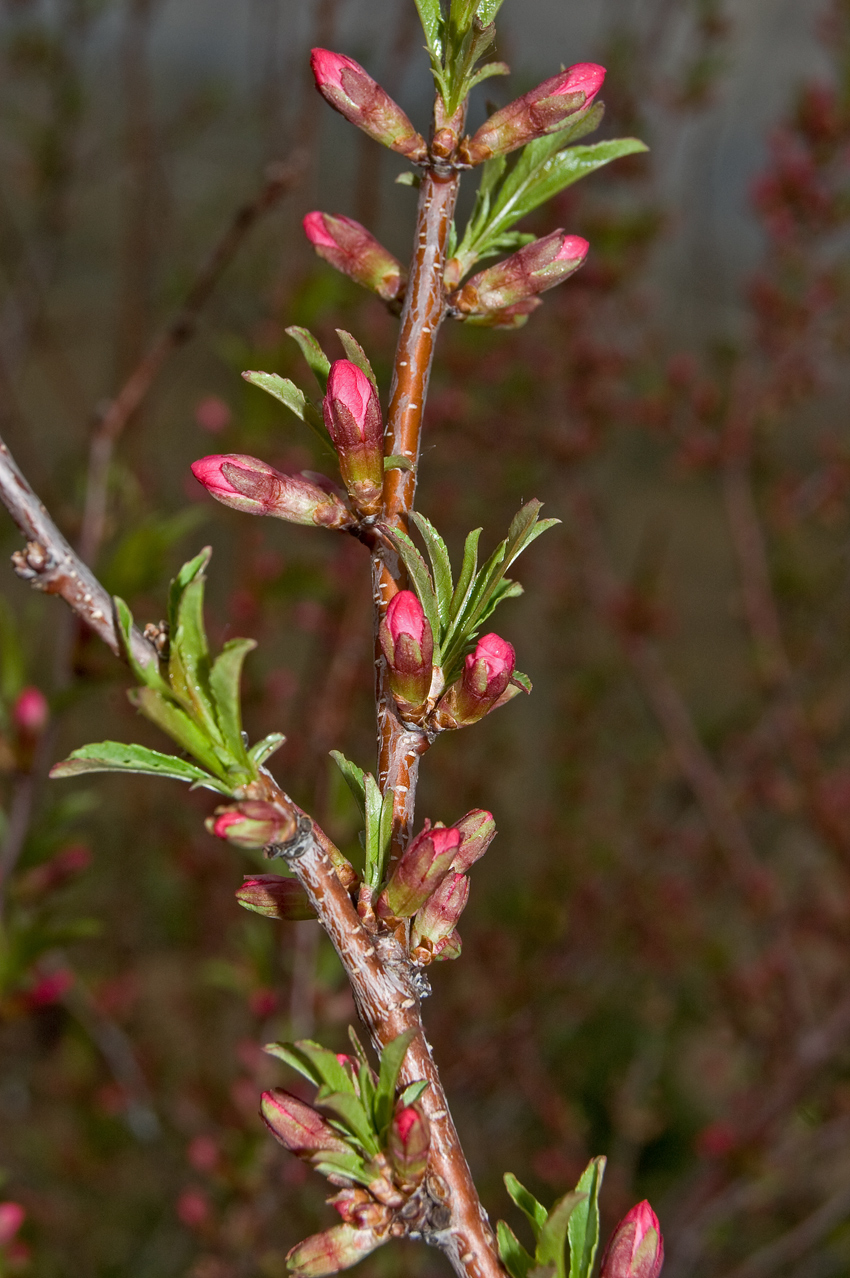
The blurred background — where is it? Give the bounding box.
[2,0,850,1274]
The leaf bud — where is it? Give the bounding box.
[600,1201,664,1278]
[410,871,470,955]
[387,1100,430,1190]
[261,1088,351,1159]
[459,63,606,164]
[207,800,298,850]
[377,823,461,920]
[433,634,522,728]
[236,874,316,921]
[310,48,428,162]
[286,1223,385,1278]
[450,809,496,872]
[303,213,406,305]
[191,454,354,529]
[379,590,435,718]
[330,1189,391,1231]
[450,231,589,316]
[322,361,385,516]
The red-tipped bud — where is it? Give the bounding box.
[322,361,384,516]
[388,1101,430,1189]
[191,454,354,529]
[379,591,435,718]
[206,800,298,850]
[450,232,589,316]
[261,1088,351,1159]
[310,49,427,162]
[287,1223,385,1278]
[410,871,470,955]
[450,809,496,872]
[378,823,461,919]
[303,213,406,305]
[236,874,316,921]
[433,634,521,728]
[600,1202,664,1278]
[13,686,48,737]
[459,62,606,164]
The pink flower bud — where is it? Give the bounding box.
[433,634,521,728]
[330,1189,391,1231]
[378,823,461,919]
[410,871,470,954]
[12,686,48,736]
[206,800,298,850]
[460,62,606,164]
[388,1101,430,1190]
[261,1088,351,1159]
[191,454,354,529]
[310,49,427,162]
[236,874,316,921]
[303,213,406,305]
[322,361,384,516]
[0,1203,24,1247]
[379,591,435,718]
[450,809,496,872]
[600,1202,664,1278]
[287,1223,385,1277]
[450,231,589,316]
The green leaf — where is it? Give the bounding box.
[330,750,367,819]
[249,733,286,767]
[477,0,507,24]
[242,370,333,454]
[114,597,170,696]
[265,1039,357,1095]
[466,58,510,91]
[364,775,392,892]
[285,326,331,392]
[498,1221,535,1278]
[167,547,211,636]
[335,330,378,392]
[209,638,256,764]
[413,0,444,59]
[168,553,221,743]
[536,1193,586,1278]
[380,525,441,664]
[384,455,414,472]
[400,1079,429,1107]
[49,742,229,793]
[312,1150,372,1187]
[128,687,228,780]
[450,527,482,620]
[410,512,453,632]
[505,1173,548,1239]
[316,1088,379,1155]
[373,1028,417,1138]
[568,1157,606,1278]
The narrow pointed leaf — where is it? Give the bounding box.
[364,774,390,891]
[114,597,170,695]
[285,325,331,392]
[505,1173,548,1239]
[168,547,211,635]
[209,638,256,763]
[384,455,414,471]
[568,1156,606,1278]
[242,371,333,454]
[249,732,286,767]
[312,1151,372,1186]
[535,1192,586,1278]
[410,512,453,630]
[330,750,367,818]
[128,687,227,779]
[498,1221,535,1278]
[315,1088,379,1155]
[400,1079,429,1107]
[50,742,228,792]
[373,1028,417,1136]
[264,1040,357,1096]
[450,527,482,619]
[413,0,444,58]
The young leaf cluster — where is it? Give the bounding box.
[328,752,394,892]
[266,1028,427,1186]
[382,499,558,686]
[414,0,509,117]
[498,1158,605,1278]
[51,549,283,796]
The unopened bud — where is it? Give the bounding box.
[410,871,470,954]
[303,213,406,305]
[330,1189,391,1231]
[310,48,427,162]
[459,62,606,164]
[287,1223,385,1278]
[13,686,48,737]
[379,591,434,717]
[191,454,354,529]
[261,1088,350,1159]
[323,361,384,516]
[207,800,298,850]
[600,1202,664,1278]
[432,929,462,962]
[451,809,496,872]
[378,823,460,919]
[388,1101,430,1189]
[236,874,316,921]
[450,232,589,316]
[460,298,543,330]
[433,634,521,728]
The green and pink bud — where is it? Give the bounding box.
[410,871,470,954]
[459,63,606,164]
[261,1088,351,1159]
[310,49,427,162]
[206,800,298,850]
[330,1189,391,1231]
[236,874,316,921]
[433,634,522,728]
[600,1202,664,1278]
[287,1223,385,1278]
[431,930,463,962]
[388,1101,430,1190]
[323,361,384,516]
[303,213,406,305]
[450,232,589,316]
[379,590,434,718]
[451,809,496,872]
[378,823,461,919]
[191,454,353,529]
